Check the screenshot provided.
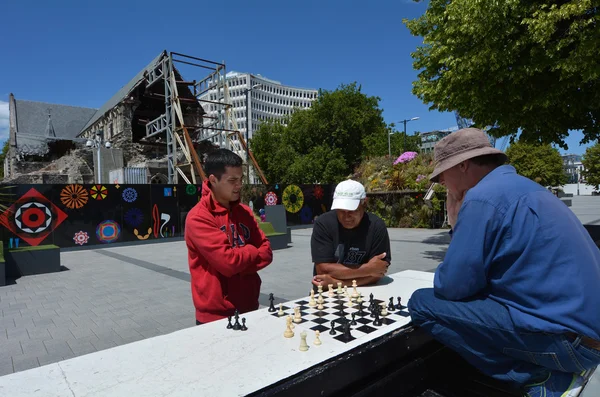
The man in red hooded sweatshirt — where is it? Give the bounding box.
[185,149,273,325]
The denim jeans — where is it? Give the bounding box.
[408,288,600,386]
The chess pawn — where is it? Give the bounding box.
[328,284,335,297]
[309,290,317,307]
[317,284,323,295]
[380,302,388,316]
[294,307,302,323]
[357,293,363,304]
[278,303,285,317]
[314,330,322,346]
[317,292,324,304]
[317,301,324,310]
[284,316,294,338]
[299,331,309,352]
[337,282,343,295]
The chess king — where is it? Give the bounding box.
[185,149,273,325]
[311,180,391,290]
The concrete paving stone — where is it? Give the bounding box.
[43,340,73,357]
[13,317,35,329]
[0,340,23,356]
[40,302,63,310]
[91,329,125,344]
[47,326,75,340]
[7,302,29,310]
[2,308,24,318]
[26,328,52,341]
[6,327,29,342]
[0,363,14,376]
[112,327,142,340]
[91,318,119,329]
[12,355,40,372]
[32,317,55,328]
[37,353,65,367]
[68,326,96,339]
[37,308,57,318]
[0,329,7,340]
[20,340,47,356]
[90,338,118,352]
[157,323,187,335]
[113,318,140,329]
[19,308,42,319]
[51,316,76,328]
[0,317,16,328]
[66,340,97,356]
[136,328,163,339]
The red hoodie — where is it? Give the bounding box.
[185,180,273,323]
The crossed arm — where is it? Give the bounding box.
[312,254,389,289]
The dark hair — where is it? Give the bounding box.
[469,153,507,168]
[203,149,243,180]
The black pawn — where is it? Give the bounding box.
[396,297,403,310]
[358,301,364,316]
[351,312,357,326]
[268,293,276,312]
[232,310,242,331]
[329,320,336,335]
[241,318,247,331]
[388,297,395,312]
[226,316,233,329]
[369,293,374,303]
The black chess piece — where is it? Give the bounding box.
[343,321,352,340]
[232,310,242,331]
[373,306,382,326]
[329,320,336,335]
[241,318,247,331]
[358,301,364,316]
[350,312,357,326]
[268,293,276,312]
[396,296,402,310]
[369,301,377,318]
[388,297,395,312]
[226,316,233,329]
[369,293,374,303]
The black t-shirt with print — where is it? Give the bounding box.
[310,211,391,276]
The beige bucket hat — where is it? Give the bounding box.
[429,128,507,182]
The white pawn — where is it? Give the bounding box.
[337,282,343,295]
[317,292,324,304]
[284,315,294,338]
[317,284,323,295]
[299,331,309,351]
[294,307,302,323]
[278,303,285,317]
[309,290,317,307]
[314,330,322,345]
[380,302,388,316]
[357,293,363,304]
[328,284,335,297]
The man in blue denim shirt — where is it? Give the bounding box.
[408,128,600,397]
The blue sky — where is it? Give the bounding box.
[0,0,593,155]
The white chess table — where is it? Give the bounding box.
[0,270,434,397]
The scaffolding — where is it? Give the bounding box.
[143,51,267,184]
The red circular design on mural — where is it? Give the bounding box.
[265,192,278,206]
[23,208,45,228]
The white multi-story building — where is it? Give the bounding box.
[199,71,318,147]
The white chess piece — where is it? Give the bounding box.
[299,331,309,351]
[328,284,335,297]
[380,302,388,316]
[284,316,294,338]
[317,292,324,304]
[337,282,343,295]
[357,293,363,304]
[314,330,322,345]
[294,307,302,323]
[317,284,323,295]
[309,290,317,307]
[278,303,285,317]
[351,280,359,299]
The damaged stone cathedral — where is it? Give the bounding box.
[4,50,218,184]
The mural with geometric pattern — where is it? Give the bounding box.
[0,183,334,249]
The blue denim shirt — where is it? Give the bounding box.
[435,165,600,339]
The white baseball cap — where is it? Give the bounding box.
[331,180,366,211]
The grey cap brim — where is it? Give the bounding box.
[429,147,507,182]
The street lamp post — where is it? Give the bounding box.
[399,117,420,153]
[86,130,112,184]
[244,83,262,183]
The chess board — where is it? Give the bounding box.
[271,293,410,343]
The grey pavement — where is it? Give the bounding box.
[0,196,599,395]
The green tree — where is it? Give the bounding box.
[581,143,600,190]
[0,141,8,179]
[249,83,388,184]
[404,1,600,149]
[506,141,567,186]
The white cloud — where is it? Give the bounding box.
[0,100,8,143]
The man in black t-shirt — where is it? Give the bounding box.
[311,180,391,290]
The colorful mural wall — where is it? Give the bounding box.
[0,183,335,249]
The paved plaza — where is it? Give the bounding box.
[0,196,598,393]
